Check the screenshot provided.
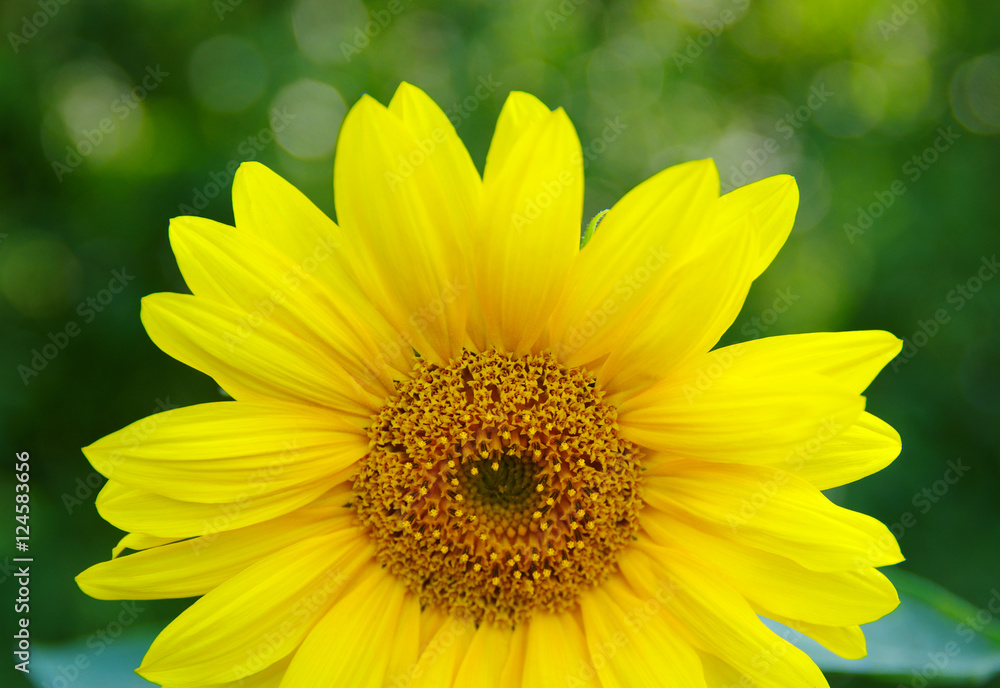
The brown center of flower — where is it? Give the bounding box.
[351,349,643,626]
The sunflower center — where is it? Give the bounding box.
[351,349,643,626]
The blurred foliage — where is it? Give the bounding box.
[1,0,998,686]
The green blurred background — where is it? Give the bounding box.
[1,0,998,686]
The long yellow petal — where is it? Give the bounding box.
[83,401,366,502]
[761,613,867,660]
[454,623,515,688]
[163,655,293,688]
[548,160,719,368]
[713,174,799,279]
[639,511,899,626]
[619,372,864,464]
[111,533,180,559]
[138,530,372,687]
[334,93,472,364]
[620,546,830,688]
[789,411,901,489]
[279,566,408,687]
[643,461,904,571]
[231,162,414,378]
[480,95,583,354]
[522,612,600,688]
[408,614,476,688]
[693,331,903,394]
[141,293,380,420]
[578,578,707,687]
[95,480,330,539]
[598,213,759,398]
[78,488,354,600]
[385,594,423,687]
[170,216,406,396]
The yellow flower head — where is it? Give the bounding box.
[77,83,903,688]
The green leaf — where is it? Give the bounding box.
[26,625,162,688]
[580,209,609,249]
[765,569,1000,684]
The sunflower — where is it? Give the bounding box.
[77,83,903,688]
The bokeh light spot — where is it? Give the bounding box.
[270,79,346,160]
[950,54,1000,135]
[292,0,371,65]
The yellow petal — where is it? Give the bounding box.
[334,93,472,364]
[163,655,293,688]
[170,215,407,396]
[788,411,901,489]
[454,623,515,688]
[279,566,408,688]
[620,546,830,688]
[141,293,380,420]
[111,533,180,559]
[480,97,583,354]
[231,162,414,379]
[483,92,551,171]
[548,160,719,367]
[499,624,528,688]
[714,174,799,278]
[409,614,476,688]
[640,511,899,626]
[385,594,423,687]
[696,331,903,394]
[762,613,867,660]
[83,401,366,502]
[96,480,330,539]
[388,82,488,352]
[598,213,759,398]
[522,612,600,688]
[578,578,707,687]
[232,161,345,279]
[78,489,353,600]
[619,372,864,464]
[643,461,904,571]
[387,82,481,232]
[138,530,372,687]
